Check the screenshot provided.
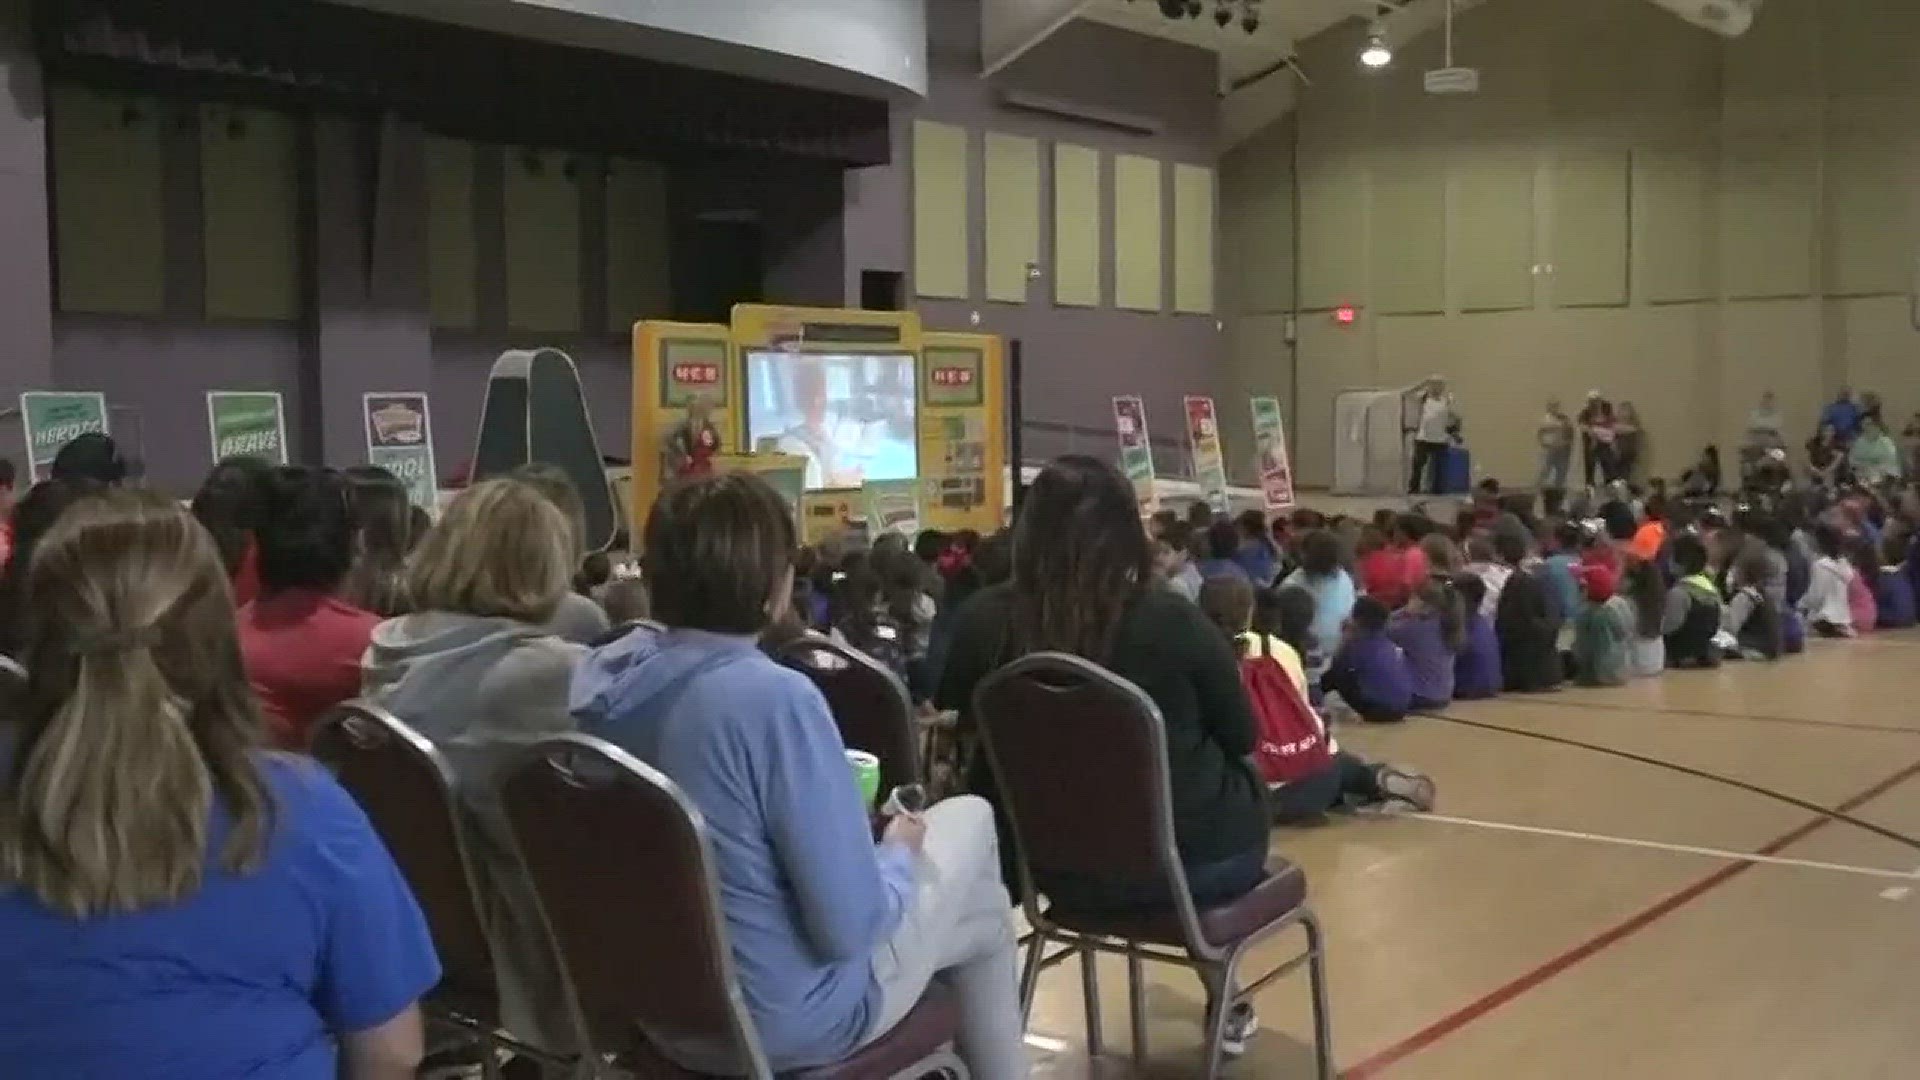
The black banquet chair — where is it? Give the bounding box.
[501,733,968,1079]
[309,701,575,1077]
[974,653,1334,1080]
[775,635,920,802]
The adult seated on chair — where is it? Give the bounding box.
[0,488,439,1079]
[937,454,1270,1054]
[509,462,614,646]
[0,478,100,660]
[237,467,382,749]
[360,478,588,1053]
[570,472,1027,1078]
[192,455,279,608]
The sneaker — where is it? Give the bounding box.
[1377,767,1437,812]
[1221,1002,1260,1057]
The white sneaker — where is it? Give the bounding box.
[1221,1002,1260,1056]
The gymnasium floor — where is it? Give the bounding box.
[1023,631,1920,1078]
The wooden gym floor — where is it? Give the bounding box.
[1023,631,1920,1078]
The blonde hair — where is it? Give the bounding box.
[407,478,575,623]
[1,488,273,917]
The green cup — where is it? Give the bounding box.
[846,750,881,807]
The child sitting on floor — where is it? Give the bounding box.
[1492,524,1564,692]
[1390,577,1463,710]
[1463,533,1512,617]
[1847,540,1880,634]
[1799,523,1856,638]
[1199,579,1436,823]
[1721,544,1785,659]
[1664,534,1724,669]
[1540,520,1586,625]
[1451,574,1503,699]
[1621,556,1671,678]
[1874,548,1917,628]
[1568,565,1632,687]
[1322,596,1413,723]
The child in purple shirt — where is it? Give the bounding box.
[1389,577,1463,710]
[1323,596,1414,722]
[1451,574,1503,700]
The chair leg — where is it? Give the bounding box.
[1018,931,1048,1022]
[1198,960,1233,1080]
[1303,913,1335,1080]
[1080,946,1104,1060]
[1126,945,1150,1068]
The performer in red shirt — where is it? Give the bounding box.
[664,396,722,481]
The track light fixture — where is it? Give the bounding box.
[1359,25,1393,69]
[1136,0,1263,33]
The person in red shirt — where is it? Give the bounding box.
[1392,513,1431,586]
[235,467,381,749]
[1355,525,1412,608]
[664,396,722,481]
[0,458,16,567]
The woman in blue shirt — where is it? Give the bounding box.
[0,489,441,1080]
[571,473,1026,1078]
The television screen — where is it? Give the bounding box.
[744,351,918,490]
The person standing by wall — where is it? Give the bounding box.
[1407,377,1459,496]
[1613,401,1645,483]
[1536,398,1573,494]
[1819,387,1862,445]
[1577,391,1616,488]
[1742,390,1787,485]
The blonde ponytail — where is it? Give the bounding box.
[2,642,212,916]
[0,488,273,918]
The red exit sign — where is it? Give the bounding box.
[931,367,975,387]
[672,363,720,384]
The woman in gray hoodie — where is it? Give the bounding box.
[359,477,589,1056]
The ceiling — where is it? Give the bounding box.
[1077,0,1370,89]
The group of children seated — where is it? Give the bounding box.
[1142,476,1919,765]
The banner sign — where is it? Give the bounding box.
[863,478,922,538]
[1250,395,1297,512]
[20,391,108,482]
[362,392,438,511]
[1183,396,1230,515]
[206,391,288,465]
[1112,395,1157,512]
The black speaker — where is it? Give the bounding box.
[472,348,619,552]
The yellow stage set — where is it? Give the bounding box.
[631,305,1006,544]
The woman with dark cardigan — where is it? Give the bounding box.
[936,454,1270,1054]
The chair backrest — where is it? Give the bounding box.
[501,734,770,1078]
[776,635,919,799]
[973,653,1202,933]
[309,702,497,1013]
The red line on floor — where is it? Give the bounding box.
[1340,757,1920,1078]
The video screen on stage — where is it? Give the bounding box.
[744,351,919,490]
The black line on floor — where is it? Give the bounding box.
[1425,711,1920,854]
[1473,695,1920,736]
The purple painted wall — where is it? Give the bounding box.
[0,0,52,409]
[846,4,1227,444]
